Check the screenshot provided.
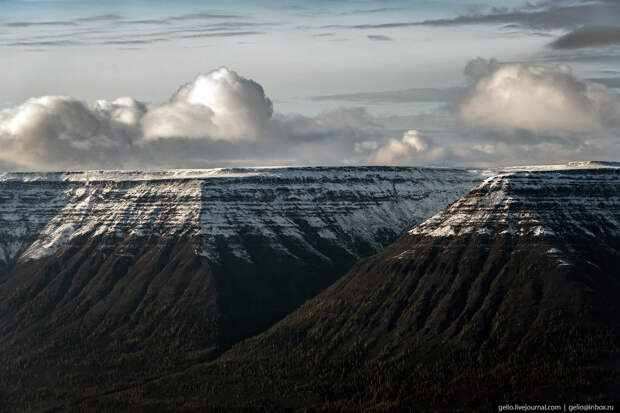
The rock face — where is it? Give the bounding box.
[295,168,620,354]
[114,167,620,411]
[0,166,482,411]
[0,167,479,268]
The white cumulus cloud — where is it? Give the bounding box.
[142,67,273,141]
[0,67,282,169]
[460,58,620,135]
[0,96,142,169]
[369,130,443,164]
[0,67,399,170]
[1,62,619,171]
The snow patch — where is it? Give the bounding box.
[4,167,481,264]
[21,223,75,260]
[410,168,620,242]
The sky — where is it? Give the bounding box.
[0,0,619,170]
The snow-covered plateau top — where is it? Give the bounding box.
[1,161,616,183]
[0,166,473,183]
[410,167,620,240]
[3,163,618,270]
[0,166,483,267]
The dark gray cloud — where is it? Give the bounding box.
[339,7,406,16]
[169,12,242,21]
[120,19,171,25]
[0,7,274,50]
[550,25,620,49]
[280,5,305,11]
[4,20,76,27]
[2,11,243,30]
[5,40,80,47]
[367,34,392,41]
[0,17,268,48]
[588,77,620,88]
[178,31,263,39]
[100,39,168,46]
[516,51,620,64]
[2,13,120,27]
[75,14,122,23]
[323,1,620,31]
[314,87,464,103]
[292,1,620,61]
[91,29,263,46]
[117,22,268,38]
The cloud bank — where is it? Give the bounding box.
[1,62,619,171]
[0,96,143,169]
[550,26,620,49]
[325,1,620,31]
[0,68,388,170]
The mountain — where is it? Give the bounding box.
[97,166,620,411]
[0,166,482,412]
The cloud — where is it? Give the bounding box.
[354,141,378,152]
[101,39,168,46]
[0,11,268,49]
[367,35,392,41]
[5,40,80,47]
[339,8,406,16]
[550,25,620,49]
[0,96,144,169]
[0,67,389,170]
[588,77,620,88]
[169,12,242,21]
[121,19,170,25]
[323,1,620,31]
[314,87,463,103]
[142,67,273,141]
[3,20,77,27]
[1,64,619,171]
[459,58,620,135]
[365,130,446,164]
[75,14,123,23]
[178,31,263,39]
[0,67,276,169]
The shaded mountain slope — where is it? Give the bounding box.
[0,166,481,412]
[97,168,620,412]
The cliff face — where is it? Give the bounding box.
[3,165,620,411]
[275,168,620,354]
[0,167,480,268]
[0,166,482,411]
[118,167,620,411]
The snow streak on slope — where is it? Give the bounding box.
[20,180,202,261]
[196,167,482,261]
[0,180,70,269]
[0,167,483,266]
[410,168,620,240]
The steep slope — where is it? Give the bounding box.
[0,175,72,274]
[105,167,620,411]
[0,166,481,412]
